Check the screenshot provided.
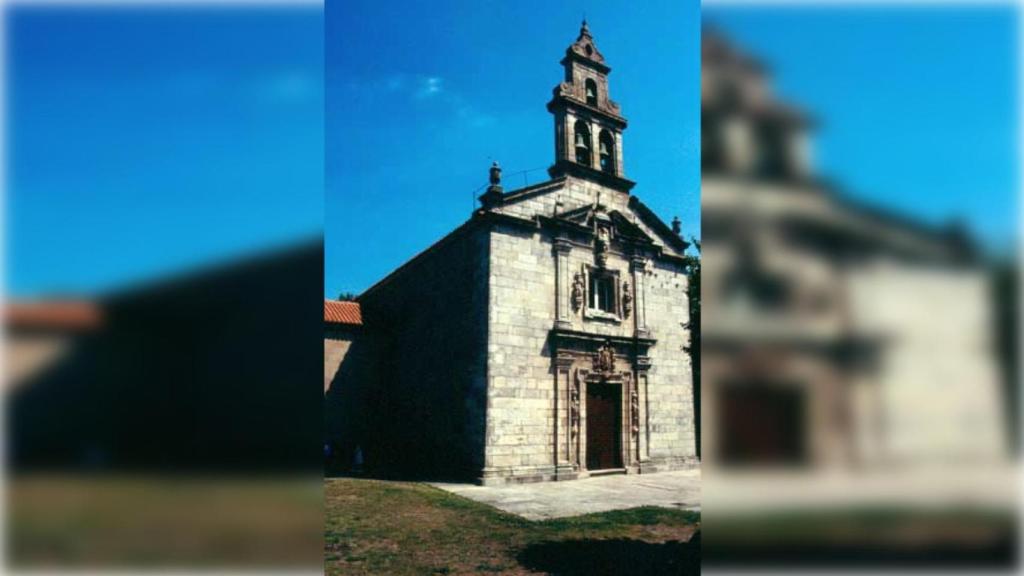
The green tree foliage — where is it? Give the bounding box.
[682,238,701,458]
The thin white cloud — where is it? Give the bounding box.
[414,76,444,99]
[347,73,494,128]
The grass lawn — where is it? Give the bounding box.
[702,507,1018,568]
[9,474,323,569]
[324,477,700,576]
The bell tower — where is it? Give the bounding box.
[547,20,635,193]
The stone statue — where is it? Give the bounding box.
[571,272,584,312]
[594,341,615,373]
[595,227,609,268]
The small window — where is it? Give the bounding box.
[585,79,598,106]
[589,273,616,314]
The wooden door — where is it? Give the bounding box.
[586,382,622,470]
[719,383,807,465]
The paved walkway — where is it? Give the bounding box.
[703,464,1019,514]
[431,469,701,520]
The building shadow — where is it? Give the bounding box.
[517,532,700,575]
[8,242,324,474]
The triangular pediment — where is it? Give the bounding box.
[627,196,690,256]
[567,20,606,65]
[553,203,655,246]
[484,177,689,259]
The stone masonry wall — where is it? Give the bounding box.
[483,223,559,482]
[641,258,698,468]
[496,176,683,259]
[324,329,354,394]
[483,178,696,482]
[356,224,491,480]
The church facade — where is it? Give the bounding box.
[328,23,698,484]
[700,31,1008,469]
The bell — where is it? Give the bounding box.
[599,141,609,155]
[586,85,596,100]
[575,133,588,148]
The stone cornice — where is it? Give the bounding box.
[627,196,689,253]
[547,160,635,193]
[550,326,657,349]
[561,51,611,74]
[546,96,628,129]
[486,177,568,208]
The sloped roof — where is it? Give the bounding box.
[6,300,103,330]
[324,300,362,326]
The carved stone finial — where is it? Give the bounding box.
[580,18,590,38]
[489,161,502,186]
[479,161,504,209]
[671,216,681,235]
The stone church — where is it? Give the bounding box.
[325,22,698,484]
[700,30,1008,469]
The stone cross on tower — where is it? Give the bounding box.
[547,21,635,193]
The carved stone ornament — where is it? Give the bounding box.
[570,373,581,448]
[571,272,585,313]
[595,227,609,268]
[622,280,633,319]
[630,388,640,436]
[593,341,615,374]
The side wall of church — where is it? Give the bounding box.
[355,224,491,480]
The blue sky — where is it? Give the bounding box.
[7,5,323,297]
[705,4,1018,253]
[7,4,1016,299]
[325,0,702,297]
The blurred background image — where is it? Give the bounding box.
[5,2,324,570]
[4,0,1023,574]
[701,2,1019,568]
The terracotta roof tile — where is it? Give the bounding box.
[6,300,103,330]
[324,300,362,326]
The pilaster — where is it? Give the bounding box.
[631,256,649,337]
[553,238,573,329]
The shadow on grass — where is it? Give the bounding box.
[517,532,700,575]
[701,538,1018,569]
